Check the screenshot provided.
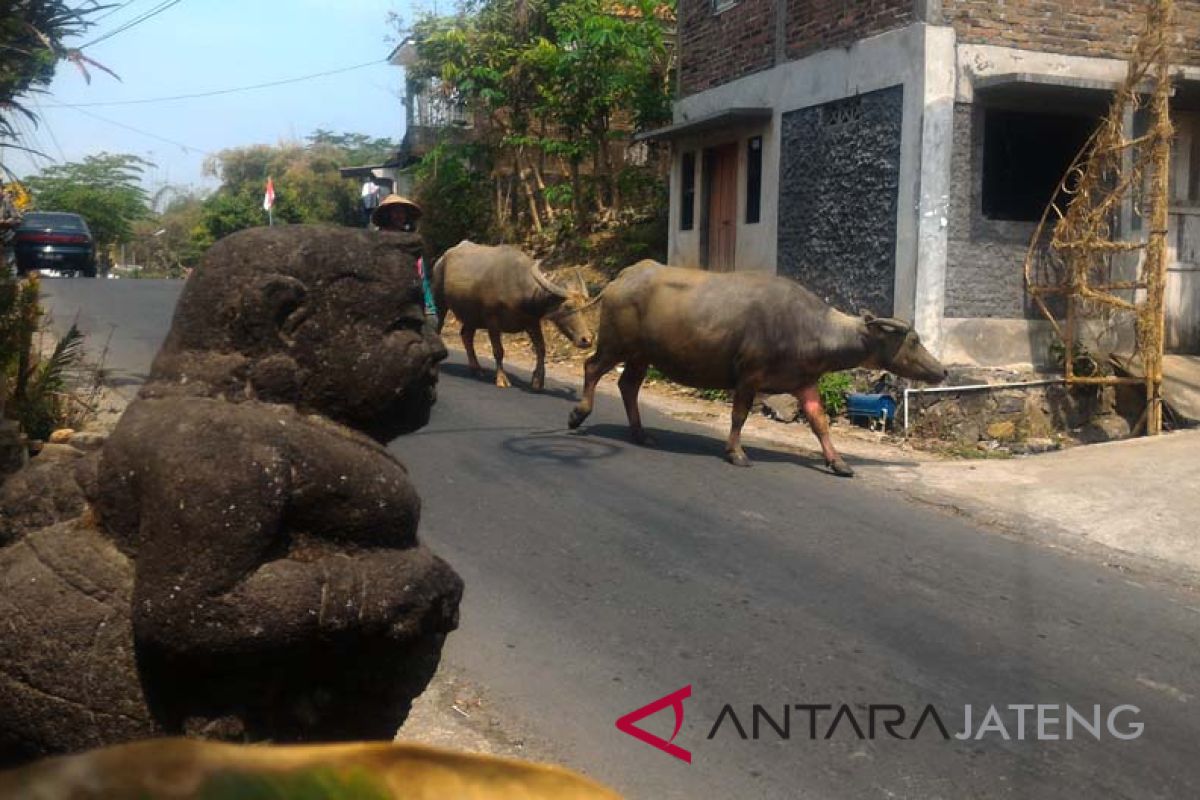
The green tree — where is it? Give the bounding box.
[536,0,673,215]
[1,2,109,159]
[410,0,563,233]
[404,0,674,234]
[23,153,153,259]
[412,141,495,262]
[197,138,368,246]
[307,130,401,166]
[125,191,207,277]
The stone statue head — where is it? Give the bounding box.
[149,226,445,442]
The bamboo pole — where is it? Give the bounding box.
[1142,0,1173,435]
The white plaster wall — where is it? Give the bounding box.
[668,120,775,272]
[666,23,954,343]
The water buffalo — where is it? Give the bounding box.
[567,261,947,476]
[433,240,594,391]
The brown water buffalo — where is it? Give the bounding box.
[433,240,594,391]
[567,261,947,476]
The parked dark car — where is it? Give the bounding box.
[13,211,97,277]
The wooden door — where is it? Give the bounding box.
[703,144,738,272]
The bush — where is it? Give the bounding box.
[413,142,495,262]
[14,324,84,441]
[1,270,89,442]
[818,372,853,416]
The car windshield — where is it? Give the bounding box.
[21,212,88,232]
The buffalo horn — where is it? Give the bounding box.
[866,317,912,334]
[530,263,569,298]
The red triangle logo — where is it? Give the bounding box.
[615,685,692,764]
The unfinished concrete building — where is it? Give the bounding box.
[642,0,1200,367]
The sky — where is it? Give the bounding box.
[4,0,424,195]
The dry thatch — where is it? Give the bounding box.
[1024,0,1176,435]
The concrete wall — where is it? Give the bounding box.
[667,24,956,347]
[934,43,1189,366]
[777,87,904,316]
[943,103,1039,319]
[667,22,1200,365]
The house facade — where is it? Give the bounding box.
[645,0,1200,365]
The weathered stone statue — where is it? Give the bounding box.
[0,226,463,764]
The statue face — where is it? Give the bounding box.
[294,277,447,442]
[152,228,444,442]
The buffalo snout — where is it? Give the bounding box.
[877,329,947,385]
[551,307,595,350]
[895,342,948,384]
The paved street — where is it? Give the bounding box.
[42,278,1200,799]
[40,277,181,400]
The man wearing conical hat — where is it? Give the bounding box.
[372,193,422,233]
[373,194,437,318]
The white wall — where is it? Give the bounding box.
[665,23,957,351]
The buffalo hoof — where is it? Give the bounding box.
[631,429,656,447]
[726,450,752,467]
[495,372,511,389]
[531,377,545,393]
[827,459,855,477]
[567,408,589,430]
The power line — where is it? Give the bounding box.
[79,0,186,49]
[59,105,212,156]
[92,0,146,23]
[30,96,67,162]
[44,59,388,108]
[10,116,54,170]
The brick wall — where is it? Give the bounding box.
[785,0,913,62]
[679,0,776,96]
[942,0,1200,65]
[680,0,1200,99]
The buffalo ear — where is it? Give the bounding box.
[865,316,912,335]
[859,309,877,322]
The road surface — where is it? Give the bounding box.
[42,278,1200,799]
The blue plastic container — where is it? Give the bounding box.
[847,393,896,427]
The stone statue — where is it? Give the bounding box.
[0,226,463,764]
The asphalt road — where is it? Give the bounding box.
[41,278,1200,799]
[40,277,181,399]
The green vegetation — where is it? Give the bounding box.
[1,2,106,157]
[24,153,153,258]
[0,273,88,441]
[817,371,854,416]
[2,2,102,444]
[411,141,495,262]
[181,132,402,255]
[126,190,207,278]
[1048,336,1107,378]
[12,322,85,441]
[402,0,674,239]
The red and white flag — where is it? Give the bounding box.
[263,177,275,211]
